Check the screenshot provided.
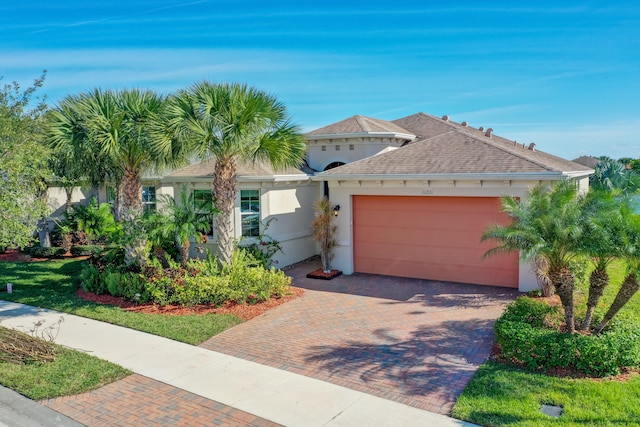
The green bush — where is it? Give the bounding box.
[80,247,292,308]
[70,245,104,257]
[495,297,640,377]
[29,246,67,258]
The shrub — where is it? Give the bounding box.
[70,245,104,257]
[495,296,640,377]
[29,246,67,258]
[80,246,291,307]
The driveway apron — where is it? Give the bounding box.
[200,259,519,415]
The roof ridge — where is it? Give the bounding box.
[409,113,562,172]
[452,127,557,172]
[354,115,371,132]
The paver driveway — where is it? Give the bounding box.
[201,259,519,415]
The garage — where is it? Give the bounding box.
[353,195,519,287]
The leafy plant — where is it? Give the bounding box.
[237,218,283,268]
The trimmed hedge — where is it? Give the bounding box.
[495,297,640,377]
[29,246,66,258]
[70,245,104,257]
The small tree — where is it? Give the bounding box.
[594,204,640,333]
[0,72,50,248]
[483,181,584,333]
[148,187,217,267]
[312,197,337,273]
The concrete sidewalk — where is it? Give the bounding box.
[0,301,479,427]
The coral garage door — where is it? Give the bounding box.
[353,195,518,287]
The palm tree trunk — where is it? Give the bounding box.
[153,245,170,269]
[121,166,147,266]
[121,166,143,221]
[180,240,190,268]
[581,267,609,330]
[594,274,640,334]
[213,157,237,264]
[550,267,576,333]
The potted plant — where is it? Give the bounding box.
[308,197,342,279]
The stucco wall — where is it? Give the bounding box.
[185,180,321,268]
[46,185,99,219]
[306,137,404,171]
[324,179,557,292]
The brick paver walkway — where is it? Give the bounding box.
[200,259,519,415]
[41,374,280,427]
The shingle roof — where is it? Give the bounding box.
[166,158,311,178]
[317,112,593,178]
[572,156,600,169]
[306,115,414,138]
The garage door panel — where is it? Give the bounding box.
[353,195,518,288]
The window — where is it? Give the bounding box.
[349,144,355,151]
[321,145,326,151]
[240,189,260,237]
[142,186,156,214]
[335,145,340,151]
[193,190,214,211]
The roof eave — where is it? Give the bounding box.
[163,174,311,183]
[306,132,415,141]
[312,171,593,182]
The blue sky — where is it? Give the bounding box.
[2,1,639,160]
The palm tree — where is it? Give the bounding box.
[166,82,306,264]
[591,158,640,196]
[149,187,217,267]
[594,204,640,334]
[482,181,585,333]
[579,191,627,330]
[48,89,187,265]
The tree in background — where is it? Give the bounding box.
[166,82,306,264]
[590,157,640,196]
[0,72,50,249]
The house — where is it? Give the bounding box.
[47,112,593,291]
[307,113,592,291]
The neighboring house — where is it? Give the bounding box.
[572,156,600,169]
[47,112,593,291]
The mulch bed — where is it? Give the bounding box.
[0,250,45,263]
[0,250,88,263]
[77,287,305,320]
[306,268,342,280]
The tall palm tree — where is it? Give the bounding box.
[594,204,640,334]
[149,187,217,267]
[48,89,187,265]
[166,82,306,264]
[482,181,585,333]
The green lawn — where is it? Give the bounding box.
[0,259,243,344]
[0,330,130,400]
[453,260,640,426]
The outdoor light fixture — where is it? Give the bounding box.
[333,204,341,216]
